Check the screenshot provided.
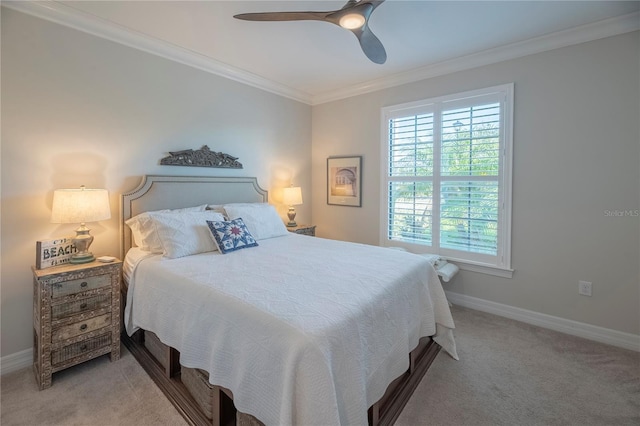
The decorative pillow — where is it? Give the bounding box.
[125,205,207,252]
[222,203,288,240]
[206,218,259,254]
[149,211,225,259]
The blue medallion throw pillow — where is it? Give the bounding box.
[206,218,258,254]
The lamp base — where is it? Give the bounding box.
[287,207,297,227]
[70,252,96,264]
[71,223,96,264]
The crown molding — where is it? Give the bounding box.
[312,11,640,104]
[3,2,637,106]
[1,0,314,105]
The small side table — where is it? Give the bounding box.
[32,259,122,389]
[287,224,316,236]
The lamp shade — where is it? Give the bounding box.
[51,186,111,224]
[283,186,303,206]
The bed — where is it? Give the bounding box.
[120,175,457,426]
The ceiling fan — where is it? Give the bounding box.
[234,0,387,64]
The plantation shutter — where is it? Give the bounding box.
[440,103,500,255]
[387,113,434,245]
[383,84,512,270]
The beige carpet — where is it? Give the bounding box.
[0,345,187,425]
[397,307,639,425]
[2,305,638,425]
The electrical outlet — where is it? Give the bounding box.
[578,280,592,296]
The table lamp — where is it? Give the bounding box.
[51,185,111,264]
[282,186,303,227]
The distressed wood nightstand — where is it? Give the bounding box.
[286,224,316,236]
[32,259,122,390]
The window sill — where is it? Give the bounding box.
[445,257,514,278]
[382,242,513,278]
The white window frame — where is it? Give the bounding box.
[380,84,514,277]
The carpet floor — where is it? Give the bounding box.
[396,306,639,426]
[2,305,638,425]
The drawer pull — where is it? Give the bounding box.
[80,344,88,352]
[79,324,88,331]
[80,303,88,310]
[80,281,88,288]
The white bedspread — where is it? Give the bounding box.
[125,234,457,425]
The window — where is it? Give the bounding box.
[381,84,513,274]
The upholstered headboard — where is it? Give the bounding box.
[120,175,268,258]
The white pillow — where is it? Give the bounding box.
[125,205,207,252]
[223,203,289,240]
[151,211,226,259]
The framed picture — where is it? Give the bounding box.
[36,236,76,269]
[327,156,362,207]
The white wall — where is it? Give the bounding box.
[1,9,312,357]
[312,32,640,336]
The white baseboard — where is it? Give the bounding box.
[446,291,640,352]
[1,348,32,376]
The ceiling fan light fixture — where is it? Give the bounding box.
[339,13,366,29]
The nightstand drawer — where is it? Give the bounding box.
[52,332,112,366]
[51,274,111,298]
[51,293,111,320]
[52,313,111,342]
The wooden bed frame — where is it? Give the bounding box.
[120,175,442,426]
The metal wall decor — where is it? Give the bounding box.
[160,145,243,169]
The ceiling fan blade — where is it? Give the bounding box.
[339,0,385,12]
[353,25,387,64]
[234,11,329,22]
[326,1,387,63]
